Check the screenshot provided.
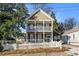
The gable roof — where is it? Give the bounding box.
[26,8,54,21]
[63,26,79,35]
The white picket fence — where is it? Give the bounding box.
[3,41,62,51]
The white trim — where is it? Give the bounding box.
[35,20,36,43]
[28,20,52,21]
[26,21,28,43]
[51,21,53,42]
[43,20,45,42]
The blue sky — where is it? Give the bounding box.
[26,3,79,23]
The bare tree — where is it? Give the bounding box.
[31,3,54,14]
[63,18,77,31]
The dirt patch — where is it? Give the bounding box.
[0,47,69,56]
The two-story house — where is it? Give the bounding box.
[26,9,53,43]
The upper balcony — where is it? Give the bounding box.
[27,26,51,32]
[27,22,52,32]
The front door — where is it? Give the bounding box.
[45,33,51,42]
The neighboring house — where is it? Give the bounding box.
[62,26,79,45]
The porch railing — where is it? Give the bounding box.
[3,41,62,50]
[27,26,51,32]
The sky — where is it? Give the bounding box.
[26,3,79,23]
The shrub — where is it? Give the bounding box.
[0,43,4,52]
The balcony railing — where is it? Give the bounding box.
[27,26,51,32]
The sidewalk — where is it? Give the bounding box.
[63,44,79,56]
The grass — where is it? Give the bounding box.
[0,47,69,56]
[0,40,16,44]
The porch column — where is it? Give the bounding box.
[35,20,36,43]
[26,21,28,43]
[43,20,45,42]
[26,32,28,43]
[51,21,53,42]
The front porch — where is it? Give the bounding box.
[27,32,53,43]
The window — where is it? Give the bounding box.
[37,34,43,43]
[45,23,48,26]
[38,34,42,39]
[45,23,51,27]
[30,34,33,39]
[29,34,35,43]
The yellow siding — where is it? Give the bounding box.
[28,11,52,21]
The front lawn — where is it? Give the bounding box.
[0,47,69,56]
